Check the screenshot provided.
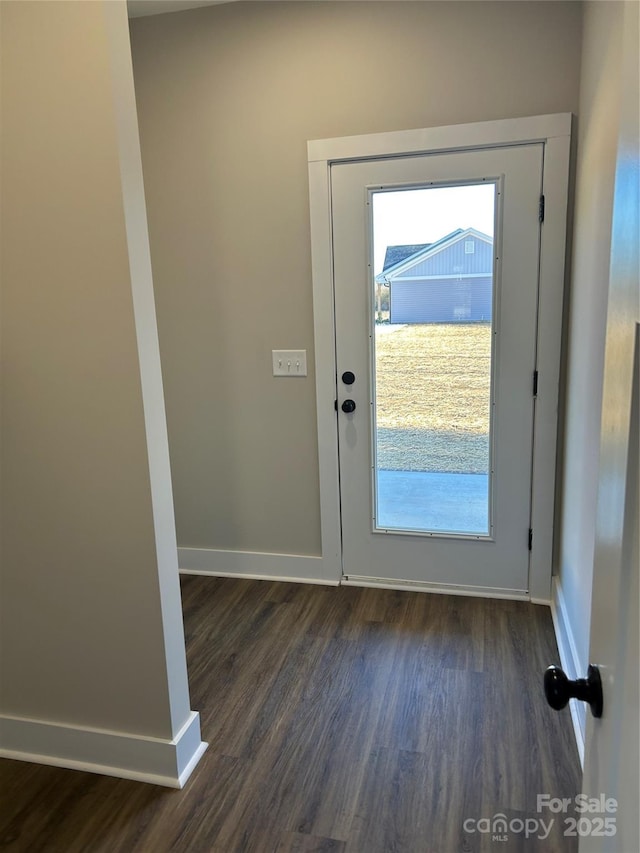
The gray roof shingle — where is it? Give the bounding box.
[381,229,467,275]
[382,244,430,271]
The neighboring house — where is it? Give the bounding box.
[376,227,493,323]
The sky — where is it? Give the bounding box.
[372,183,496,274]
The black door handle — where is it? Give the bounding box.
[544,665,603,718]
[341,399,356,413]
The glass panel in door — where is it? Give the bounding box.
[371,184,496,535]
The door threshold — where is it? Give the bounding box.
[341,575,529,601]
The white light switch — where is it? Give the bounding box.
[272,349,307,377]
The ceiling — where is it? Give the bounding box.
[127,0,235,18]
[127,0,438,19]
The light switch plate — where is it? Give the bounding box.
[272,349,307,377]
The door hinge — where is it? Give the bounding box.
[533,370,539,397]
[539,194,545,223]
[528,528,533,551]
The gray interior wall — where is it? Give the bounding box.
[0,0,191,739]
[556,1,625,677]
[130,1,582,557]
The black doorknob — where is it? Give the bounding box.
[342,371,356,385]
[341,399,356,413]
[544,665,603,718]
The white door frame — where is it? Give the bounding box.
[308,113,572,601]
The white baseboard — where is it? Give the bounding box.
[178,547,340,585]
[550,575,586,767]
[0,710,207,788]
[342,575,530,601]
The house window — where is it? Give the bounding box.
[465,240,475,254]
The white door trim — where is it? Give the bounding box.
[307,114,572,599]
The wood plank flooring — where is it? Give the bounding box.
[1,577,581,852]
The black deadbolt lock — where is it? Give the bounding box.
[342,371,356,385]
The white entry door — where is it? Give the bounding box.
[332,144,544,594]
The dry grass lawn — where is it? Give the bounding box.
[375,323,491,473]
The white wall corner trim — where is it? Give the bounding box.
[178,547,339,585]
[0,711,207,789]
[550,575,586,767]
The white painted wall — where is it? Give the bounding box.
[554,1,625,741]
[0,0,204,786]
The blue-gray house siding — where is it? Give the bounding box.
[382,230,494,324]
[391,276,493,323]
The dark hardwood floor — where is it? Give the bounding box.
[1,577,581,852]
